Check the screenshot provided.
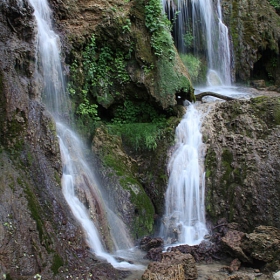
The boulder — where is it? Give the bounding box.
[250,80,266,88]
[140,236,164,261]
[140,236,164,252]
[141,250,197,280]
[241,226,280,271]
[221,230,251,263]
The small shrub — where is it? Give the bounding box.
[180,53,206,84]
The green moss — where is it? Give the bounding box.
[26,151,33,167]
[0,74,4,136]
[251,96,280,129]
[54,171,61,186]
[24,185,44,241]
[120,177,154,237]
[273,99,280,125]
[221,149,233,191]
[97,126,155,238]
[205,148,217,179]
[104,151,154,237]
[23,184,53,252]
[51,253,64,275]
[156,56,193,101]
[204,147,217,218]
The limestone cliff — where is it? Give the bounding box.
[0,0,104,279]
[203,96,280,231]
[0,0,192,278]
[49,0,194,110]
[222,0,280,85]
[47,0,194,238]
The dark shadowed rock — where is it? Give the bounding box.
[140,236,164,252]
[170,240,222,263]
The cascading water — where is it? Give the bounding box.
[28,0,141,269]
[161,103,208,245]
[162,0,232,85]
[160,0,247,247]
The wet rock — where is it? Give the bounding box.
[241,226,280,271]
[170,240,223,263]
[222,258,241,274]
[140,236,164,252]
[222,0,280,85]
[141,250,197,280]
[224,274,252,280]
[230,259,241,272]
[145,247,163,262]
[250,80,266,89]
[221,230,251,263]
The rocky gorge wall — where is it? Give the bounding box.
[0,0,192,278]
[47,0,194,238]
[222,0,280,86]
[2,0,280,278]
[0,1,105,279]
[202,96,280,232]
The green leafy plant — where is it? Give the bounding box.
[268,0,280,9]
[180,53,206,84]
[122,18,131,33]
[68,34,131,127]
[108,122,164,151]
[108,99,167,151]
[145,0,174,58]
[183,30,194,50]
[112,99,166,124]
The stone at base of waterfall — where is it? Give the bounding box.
[146,247,163,261]
[141,250,197,280]
[221,226,280,272]
[222,258,241,274]
[241,226,280,271]
[250,80,266,88]
[273,271,280,280]
[221,230,251,263]
[140,236,164,252]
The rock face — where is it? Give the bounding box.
[222,0,280,85]
[49,0,194,110]
[0,0,133,279]
[92,125,155,239]
[141,250,197,280]
[203,96,280,231]
[220,226,280,271]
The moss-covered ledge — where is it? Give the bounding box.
[92,125,155,239]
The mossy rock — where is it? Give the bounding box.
[92,125,155,239]
[204,96,280,231]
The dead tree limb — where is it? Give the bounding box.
[195,92,236,102]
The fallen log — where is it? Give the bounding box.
[195,91,236,101]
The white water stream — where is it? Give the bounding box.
[28,0,142,270]
[161,103,208,245]
[162,0,232,85]
[160,0,235,246]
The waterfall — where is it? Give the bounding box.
[161,104,208,245]
[162,0,232,85]
[28,0,140,269]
